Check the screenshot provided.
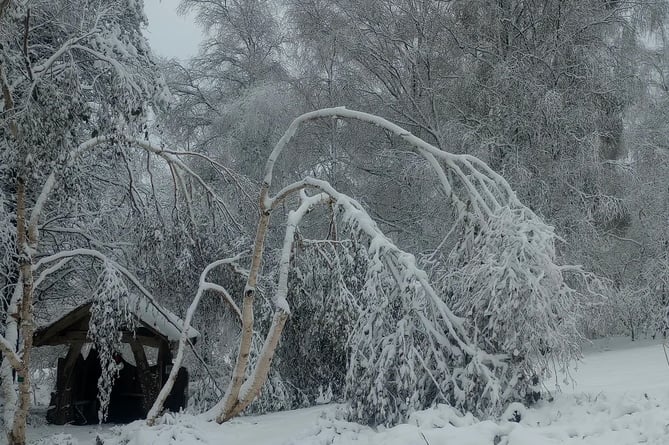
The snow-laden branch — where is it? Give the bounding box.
[33,257,71,290]
[262,107,522,221]
[202,283,242,321]
[28,135,241,237]
[147,253,244,425]
[31,31,98,76]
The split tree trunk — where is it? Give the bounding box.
[218,310,289,421]
[217,201,271,422]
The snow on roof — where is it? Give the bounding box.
[35,294,199,344]
[127,293,200,341]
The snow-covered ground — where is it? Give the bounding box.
[27,336,669,444]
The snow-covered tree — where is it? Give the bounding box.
[149,107,597,427]
[0,0,235,442]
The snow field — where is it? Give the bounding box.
[28,337,669,445]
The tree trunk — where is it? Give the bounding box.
[219,310,289,422]
[8,175,35,445]
[630,324,635,342]
[218,203,271,421]
[1,279,20,438]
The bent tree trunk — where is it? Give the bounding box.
[148,107,573,425]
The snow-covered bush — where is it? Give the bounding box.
[276,236,366,406]
[445,207,592,404]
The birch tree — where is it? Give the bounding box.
[148,107,595,426]
[0,0,198,442]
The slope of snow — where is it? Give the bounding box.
[27,337,669,444]
[558,336,669,395]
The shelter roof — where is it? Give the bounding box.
[34,295,199,347]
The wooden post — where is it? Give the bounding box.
[48,342,83,425]
[129,338,157,415]
[157,340,172,387]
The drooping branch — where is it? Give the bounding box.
[34,249,195,339]
[28,135,241,240]
[146,254,245,425]
[32,257,71,290]
[262,107,524,223]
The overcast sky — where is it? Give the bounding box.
[144,0,202,60]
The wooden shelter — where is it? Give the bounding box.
[33,297,199,425]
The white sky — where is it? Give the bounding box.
[143,0,202,60]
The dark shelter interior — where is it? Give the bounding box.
[33,301,196,424]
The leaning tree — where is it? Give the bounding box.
[149,107,592,426]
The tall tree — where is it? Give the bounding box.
[0,0,179,442]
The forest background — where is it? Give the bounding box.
[3,0,669,444]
